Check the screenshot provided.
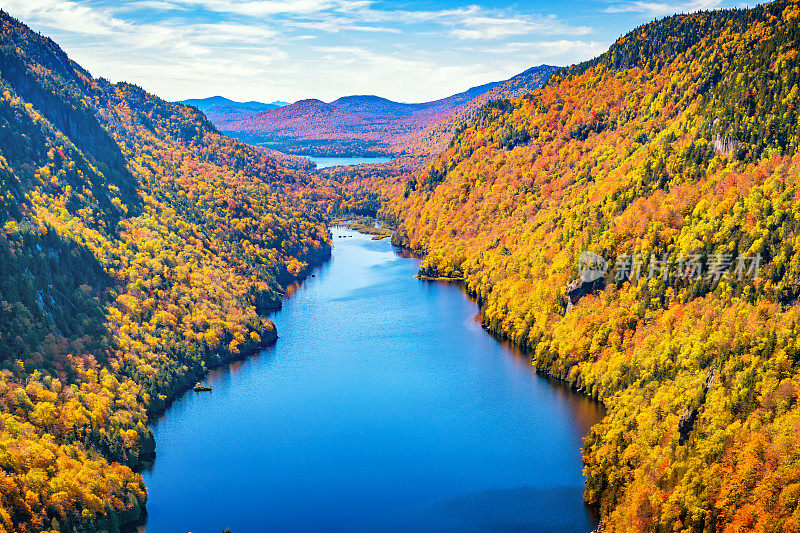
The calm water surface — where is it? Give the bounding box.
[300,155,393,168]
[142,227,604,532]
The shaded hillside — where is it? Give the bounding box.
[0,11,329,532]
[378,1,800,531]
[221,75,550,157]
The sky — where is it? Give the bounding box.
[3,0,757,104]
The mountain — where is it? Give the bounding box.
[328,80,502,118]
[221,70,551,156]
[0,10,329,531]
[373,1,800,531]
[180,96,289,128]
[410,65,558,154]
[3,0,798,530]
[182,95,281,111]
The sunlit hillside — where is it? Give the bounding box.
[0,11,330,531]
[220,67,554,157]
[381,1,800,530]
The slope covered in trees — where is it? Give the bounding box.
[0,11,330,532]
[221,70,552,157]
[380,1,800,530]
[301,66,558,216]
[409,65,558,155]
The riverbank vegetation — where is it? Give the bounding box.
[375,1,800,530]
[341,218,392,240]
[0,11,329,531]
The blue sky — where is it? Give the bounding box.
[4,0,756,103]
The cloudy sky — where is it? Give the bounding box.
[3,0,755,103]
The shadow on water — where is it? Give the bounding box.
[409,486,599,533]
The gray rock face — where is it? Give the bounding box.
[712,134,742,155]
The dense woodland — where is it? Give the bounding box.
[378,1,800,531]
[409,65,557,156]
[2,0,800,531]
[0,11,329,532]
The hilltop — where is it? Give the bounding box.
[180,95,288,128]
[410,65,558,154]
[217,67,553,156]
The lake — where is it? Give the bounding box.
[299,155,393,168]
[141,227,604,532]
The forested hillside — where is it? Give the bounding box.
[0,11,329,532]
[382,1,800,530]
[299,66,557,219]
[409,65,557,155]
[221,70,551,157]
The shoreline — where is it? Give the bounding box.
[125,240,334,532]
[133,227,604,531]
[142,242,333,422]
[392,237,607,521]
[392,237,605,407]
[136,225,603,531]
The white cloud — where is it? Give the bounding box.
[451,15,592,40]
[117,1,189,11]
[354,5,482,23]
[480,40,607,58]
[1,0,606,103]
[165,0,371,17]
[3,0,126,35]
[287,19,401,33]
[605,0,723,16]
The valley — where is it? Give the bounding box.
[141,227,604,532]
[0,1,799,532]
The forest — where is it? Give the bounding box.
[2,0,800,531]
[0,11,330,532]
[374,0,800,531]
[219,68,554,158]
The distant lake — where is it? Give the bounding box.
[142,227,604,532]
[300,155,393,168]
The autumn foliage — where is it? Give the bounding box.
[3,0,800,531]
[0,11,329,532]
[376,1,800,531]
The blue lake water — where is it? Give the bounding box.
[141,227,604,532]
[300,155,393,168]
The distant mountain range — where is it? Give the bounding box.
[411,65,558,154]
[180,96,289,127]
[188,67,555,157]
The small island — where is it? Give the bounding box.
[333,216,393,240]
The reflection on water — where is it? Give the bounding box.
[142,227,605,533]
